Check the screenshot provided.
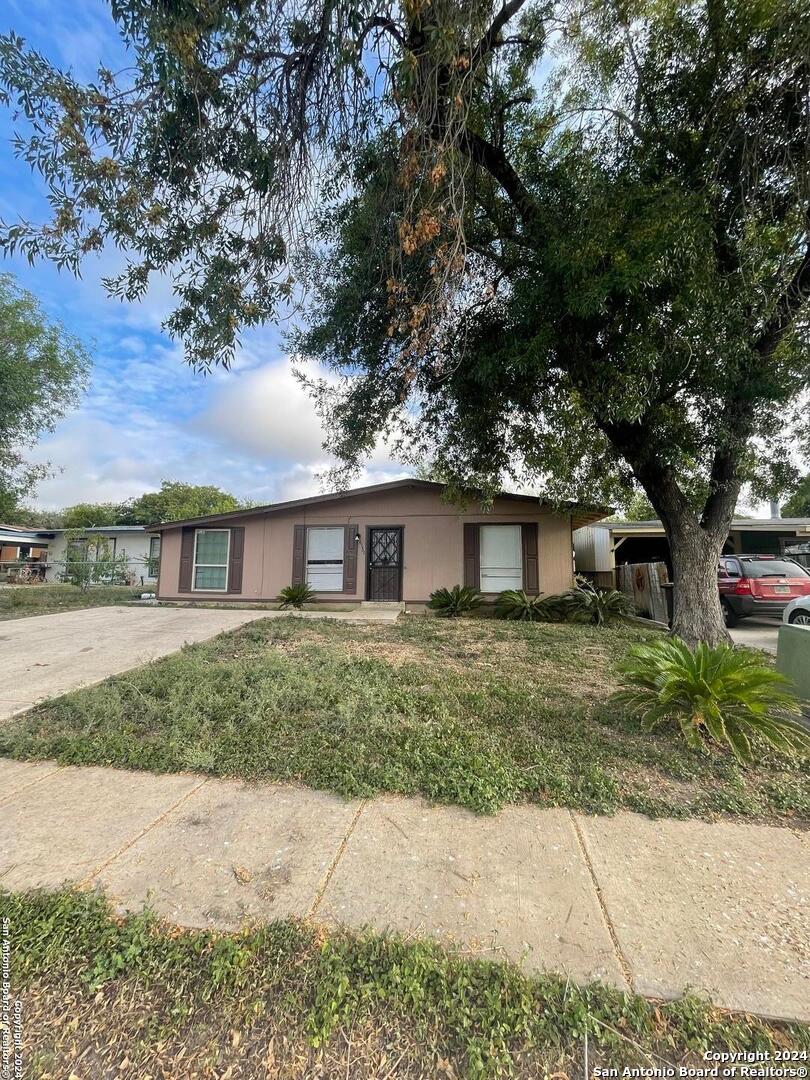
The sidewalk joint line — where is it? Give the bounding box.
[569,810,635,992]
[308,800,366,919]
[79,777,210,889]
[0,763,63,807]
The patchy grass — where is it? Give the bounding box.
[2,616,807,822]
[4,888,806,1079]
[0,583,143,620]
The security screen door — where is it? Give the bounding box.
[367,527,403,601]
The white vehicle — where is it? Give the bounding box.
[783,594,810,626]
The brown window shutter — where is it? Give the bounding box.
[292,525,306,585]
[227,526,245,593]
[342,525,358,593]
[463,523,480,588]
[522,522,539,594]
[178,527,194,592]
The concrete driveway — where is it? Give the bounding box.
[0,606,269,721]
[729,616,780,654]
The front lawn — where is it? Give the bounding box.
[4,888,806,1079]
[2,616,807,822]
[0,583,144,620]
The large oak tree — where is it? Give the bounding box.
[1,0,808,642]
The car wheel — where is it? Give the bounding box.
[788,610,810,626]
[721,600,738,628]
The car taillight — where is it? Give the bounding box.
[734,578,752,594]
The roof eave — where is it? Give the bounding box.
[149,478,611,531]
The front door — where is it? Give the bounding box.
[367,527,403,601]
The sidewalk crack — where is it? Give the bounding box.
[79,777,210,888]
[0,763,62,806]
[569,810,635,992]
[308,800,366,919]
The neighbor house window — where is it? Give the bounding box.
[479,525,523,592]
[193,529,230,591]
[148,535,161,578]
[306,527,344,591]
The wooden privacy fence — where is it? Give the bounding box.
[616,561,670,624]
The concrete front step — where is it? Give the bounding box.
[0,758,808,1023]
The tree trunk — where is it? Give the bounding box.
[663,517,730,647]
[597,417,742,648]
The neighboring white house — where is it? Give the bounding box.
[44,526,161,585]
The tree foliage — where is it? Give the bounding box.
[61,502,122,529]
[0,274,90,517]
[118,480,241,524]
[782,475,810,518]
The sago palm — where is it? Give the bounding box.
[427,584,484,617]
[494,589,566,622]
[564,580,634,626]
[614,637,809,763]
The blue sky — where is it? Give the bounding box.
[0,0,405,510]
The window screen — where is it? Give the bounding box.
[480,525,522,592]
[148,535,161,578]
[193,529,229,590]
[306,527,344,591]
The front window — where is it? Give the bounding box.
[148,535,161,578]
[306,527,344,591]
[480,525,522,592]
[193,529,229,590]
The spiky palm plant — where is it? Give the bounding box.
[564,580,634,626]
[614,637,809,762]
[278,583,315,609]
[494,590,566,622]
[427,585,484,617]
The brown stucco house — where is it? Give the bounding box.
[152,479,607,607]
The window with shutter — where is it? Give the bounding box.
[306,527,344,591]
[479,525,523,592]
[192,529,230,591]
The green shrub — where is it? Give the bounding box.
[614,637,810,762]
[564,580,634,626]
[427,584,484,617]
[278,583,315,609]
[494,589,566,621]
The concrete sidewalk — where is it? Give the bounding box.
[1,758,807,1023]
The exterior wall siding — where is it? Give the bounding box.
[46,530,159,585]
[157,488,576,603]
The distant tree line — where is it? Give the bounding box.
[8,479,250,528]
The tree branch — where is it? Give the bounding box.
[754,237,810,359]
[470,0,530,69]
[460,128,539,231]
[360,16,406,49]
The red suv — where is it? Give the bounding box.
[718,555,810,626]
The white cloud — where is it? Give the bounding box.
[194,360,335,462]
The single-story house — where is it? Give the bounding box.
[44,526,161,586]
[574,515,810,586]
[0,524,50,581]
[0,525,160,586]
[151,479,607,607]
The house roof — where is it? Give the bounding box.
[589,517,810,535]
[0,524,54,543]
[50,526,150,534]
[1,524,156,542]
[149,479,610,532]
